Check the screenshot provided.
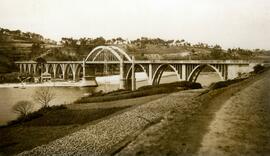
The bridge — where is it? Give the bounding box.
[15,46,261,90]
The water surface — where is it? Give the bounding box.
[0,72,220,125]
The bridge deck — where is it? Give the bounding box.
[15,60,260,65]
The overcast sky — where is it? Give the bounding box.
[0,0,270,49]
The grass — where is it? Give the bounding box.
[209,78,247,90]
[75,81,202,104]
[0,105,130,155]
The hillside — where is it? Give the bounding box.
[0,28,59,73]
[0,28,269,74]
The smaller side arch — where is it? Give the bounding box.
[75,64,83,81]
[65,64,75,80]
[152,64,181,85]
[125,64,148,80]
[55,64,64,79]
[125,64,148,89]
[187,64,224,82]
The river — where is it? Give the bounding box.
[0,72,220,125]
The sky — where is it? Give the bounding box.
[0,0,270,49]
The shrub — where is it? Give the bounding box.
[75,81,202,103]
[33,87,56,108]
[253,64,265,74]
[12,101,34,117]
[7,105,66,126]
[209,79,245,90]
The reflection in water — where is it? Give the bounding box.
[0,72,220,125]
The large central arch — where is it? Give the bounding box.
[84,46,133,89]
[85,46,132,62]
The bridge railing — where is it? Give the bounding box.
[15,60,263,65]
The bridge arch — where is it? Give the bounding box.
[55,64,65,79]
[152,64,181,85]
[125,64,148,89]
[75,64,83,80]
[187,64,224,82]
[48,64,54,74]
[65,64,74,80]
[85,46,132,62]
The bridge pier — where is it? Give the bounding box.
[119,59,125,89]
[52,64,57,78]
[131,56,136,91]
[182,64,187,80]
[19,64,23,73]
[45,64,49,73]
[33,64,37,75]
[148,64,153,85]
[60,64,67,80]
[82,59,86,82]
[23,64,27,73]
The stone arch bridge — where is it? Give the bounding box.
[15,46,260,90]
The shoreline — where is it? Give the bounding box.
[0,71,216,88]
[0,72,178,88]
[0,81,97,88]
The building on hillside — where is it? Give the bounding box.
[41,72,52,82]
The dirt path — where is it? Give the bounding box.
[198,72,270,155]
[116,71,270,156]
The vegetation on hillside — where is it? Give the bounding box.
[0,27,269,75]
[58,36,269,60]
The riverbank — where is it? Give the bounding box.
[0,81,97,88]
[0,81,198,155]
[0,94,168,155]
[13,68,269,155]
[1,69,265,155]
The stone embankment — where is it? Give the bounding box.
[18,88,205,156]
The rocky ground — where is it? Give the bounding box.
[17,70,270,156]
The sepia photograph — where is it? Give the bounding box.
[0,0,270,155]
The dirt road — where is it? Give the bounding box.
[198,72,270,155]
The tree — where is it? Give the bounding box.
[33,87,56,108]
[210,45,223,59]
[93,37,106,45]
[12,100,34,117]
[35,57,47,75]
